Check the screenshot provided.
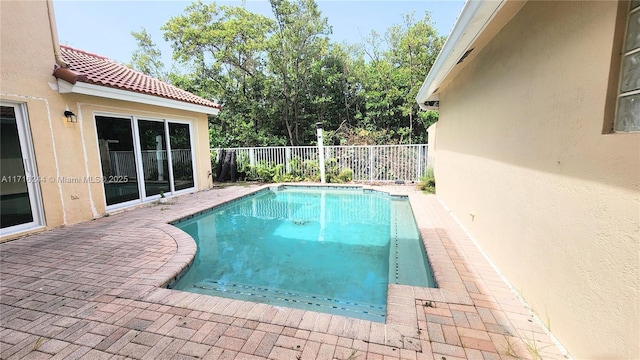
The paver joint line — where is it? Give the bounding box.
[0,184,568,359]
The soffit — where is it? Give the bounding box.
[416,0,527,110]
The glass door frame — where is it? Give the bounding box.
[135,117,198,198]
[0,102,44,236]
[95,112,197,211]
[96,114,144,211]
[165,119,197,196]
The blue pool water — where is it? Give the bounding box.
[171,186,435,322]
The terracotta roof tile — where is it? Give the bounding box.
[54,45,220,110]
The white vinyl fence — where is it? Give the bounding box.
[211,144,429,182]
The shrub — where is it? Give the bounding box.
[216,156,354,184]
[273,172,302,182]
[418,167,436,194]
[210,151,219,179]
[337,168,353,183]
[248,162,282,182]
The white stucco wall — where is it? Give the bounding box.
[434,1,639,358]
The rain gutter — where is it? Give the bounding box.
[416,0,506,110]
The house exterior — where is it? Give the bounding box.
[417,1,639,358]
[1,0,220,241]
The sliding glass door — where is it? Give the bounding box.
[95,116,141,206]
[96,115,196,208]
[169,122,195,191]
[0,104,43,234]
[138,120,170,197]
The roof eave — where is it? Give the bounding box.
[52,66,87,84]
[57,80,221,116]
[416,0,507,111]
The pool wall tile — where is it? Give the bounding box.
[170,184,420,323]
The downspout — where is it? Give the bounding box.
[46,0,68,68]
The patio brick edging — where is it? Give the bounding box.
[0,184,572,359]
[125,185,427,351]
[148,224,197,289]
[128,186,477,353]
[96,184,568,358]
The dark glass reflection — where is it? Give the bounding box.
[1,106,33,228]
[96,116,140,205]
[169,123,194,191]
[138,120,170,196]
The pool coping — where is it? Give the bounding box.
[0,183,570,359]
[132,183,506,351]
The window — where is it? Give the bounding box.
[616,1,640,132]
[95,115,196,209]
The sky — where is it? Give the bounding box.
[53,0,465,66]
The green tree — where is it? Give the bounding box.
[355,12,443,144]
[267,0,332,145]
[387,11,444,143]
[128,28,166,81]
[130,0,444,147]
[162,1,281,146]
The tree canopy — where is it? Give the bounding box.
[131,0,444,146]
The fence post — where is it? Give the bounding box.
[316,123,326,183]
[285,147,291,173]
[369,146,374,182]
[249,148,255,167]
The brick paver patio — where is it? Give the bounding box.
[0,184,569,359]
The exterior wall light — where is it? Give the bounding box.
[64,110,77,123]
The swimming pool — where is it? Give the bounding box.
[170,186,435,322]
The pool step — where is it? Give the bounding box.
[188,280,386,321]
[389,200,436,287]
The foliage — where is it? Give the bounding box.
[210,151,219,180]
[337,168,353,183]
[273,171,303,183]
[256,162,283,182]
[268,0,332,145]
[232,157,353,184]
[288,157,320,180]
[323,158,353,183]
[128,28,167,81]
[131,0,444,147]
[418,166,435,194]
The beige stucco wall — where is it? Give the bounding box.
[426,123,437,171]
[434,1,639,358]
[1,1,213,241]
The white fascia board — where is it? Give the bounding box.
[57,79,221,115]
[416,0,506,110]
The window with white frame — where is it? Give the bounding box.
[616,1,640,132]
[95,115,196,208]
